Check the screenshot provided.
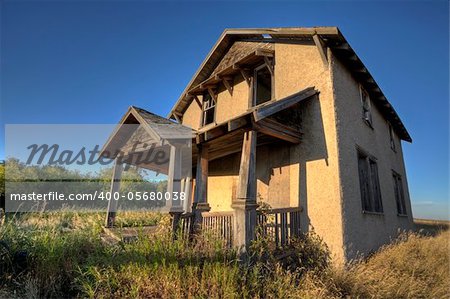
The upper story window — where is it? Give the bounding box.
[357,150,383,214]
[389,124,396,152]
[254,63,273,106]
[392,171,407,216]
[360,85,373,127]
[201,92,216,127]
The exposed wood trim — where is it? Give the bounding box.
[105,160,123,228]
[236,130,257,201]
[193,143,209,207]
[222,77,233,96]
[228,115,251,131]
[207,87,216,100]
[172,113,181,123]
[263,56,274,76]
[253,87,318,122]
[204,125,228,141]
[313,34,328,68]
[239,69,251,86]
[253,122,301,144]
[334,42,351,51]
[192,95,202,108]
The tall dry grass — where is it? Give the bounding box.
[0,212,448,298]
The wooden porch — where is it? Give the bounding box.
[100,87,318,250]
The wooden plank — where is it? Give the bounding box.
[228,115,251,131]
[172,113,181,123]
[239,69,251,86]
[207,87,216,100]
[263,56,274,76]
[105,160,124,228]
[253,122,300,144]
[313,34,328,68]
[236,130,257,201]
[222,77,233,96]
[258,118,302,139]
[253,87,317,122]
[192,95,202,108]
[194,144,209,206]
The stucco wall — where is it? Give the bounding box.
[330,53,414,260]
[274,43,345,261]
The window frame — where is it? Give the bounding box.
[253,61,274,107]
[360,85,373,128]
[200,91,216,127]
[392,170,407,216]
[357,148,384,214]
[389,124,396,152]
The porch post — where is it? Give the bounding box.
[232,130,258,250]
[168,144,184,235]
[192,143,211,231]
[105,159,123,228]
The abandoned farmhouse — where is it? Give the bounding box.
[102,27,413,262]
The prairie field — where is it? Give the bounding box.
[0,212,448,299]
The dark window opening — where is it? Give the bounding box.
[393,171,407,215]
[254,64,272,106]
[389,124,396,151]
[360,86,372,126]
[358,150,383,213]
[201,92,215,126]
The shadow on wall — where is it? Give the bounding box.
[205,94,329,220]
[295,94,329,232]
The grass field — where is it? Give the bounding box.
[0,212,448,298]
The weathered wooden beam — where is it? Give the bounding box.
[192,94,202,108]
[313,34,328,68]
[263,56,274,76]
[172,113,182,123]
[236,130,257,201]
[192,144,211,230]
[333,42,351,51]
[222,77,233,96]
[105,160,124,228]
[253,122,301,144]
[253,87,317,122]
[228,115,251,131]
[232,130,258,250]
[204,124,228,141]
[207,87,216,100]
[238,68,251,86]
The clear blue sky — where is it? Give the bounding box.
[1,1,448,220]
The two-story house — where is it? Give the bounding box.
[102,27,413,262]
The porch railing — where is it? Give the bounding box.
[202,211,234,247]
[256,207,302,247]
[179,207,302,248]
[179,211,234,247]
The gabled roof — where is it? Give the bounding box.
[168,27,412,142]
[101,106,193,158]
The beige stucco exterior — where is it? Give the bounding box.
[330,53,414,260]
[179,39,413,263]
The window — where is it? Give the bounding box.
[201,92,216,126]
[393,171,407,215]
[357,150,383,213]
[360,85,372,126]
[254,63,272,106]
[389,124,396,151]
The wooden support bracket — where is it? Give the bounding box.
[192,94,202,109]
[222,77,234,96]
[312,34,328,69]
[264,56,274,76]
